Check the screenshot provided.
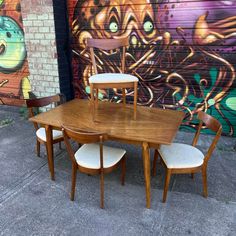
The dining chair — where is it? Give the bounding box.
[152,111,222,202]
[26,94,65,158]
[87,37,139,120]
[62,125,126,208]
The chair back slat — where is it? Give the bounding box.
[198,111,222,133]
[62,125,106,144]
[196,111,222,163]
[26,94,65,131]
[205,127,222,162]
[26,94,63,108]
[87,37,129,75]
[89,47,98,74]
[192,121,203,147]
[87,38,129,50]
[62,126,106,169]
[121,46,126,73]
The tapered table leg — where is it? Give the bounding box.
[45,125,55,180]
[142,141,151,208]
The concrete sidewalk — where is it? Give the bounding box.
[0,105,236,236]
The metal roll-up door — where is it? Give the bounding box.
[67,0,236,136]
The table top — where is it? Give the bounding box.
[30,99,185,146]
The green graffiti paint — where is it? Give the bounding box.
[225,97,236,111]
[85,86,90,94]
[109,21,118,33]
[208,98,215,106]
[0,16,26,73]
[143,20,154,33]
[210,67,218,85]
[85,86,104,99]
[0,0,4,6]
[202,67,218,97]
[194,73,201,83]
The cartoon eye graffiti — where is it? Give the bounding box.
[109,20,118,33]
[143,19,154,33]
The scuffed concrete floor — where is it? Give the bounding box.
[0,105,236,236]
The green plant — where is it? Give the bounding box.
[0,118,13,127]
[19,106,29,119]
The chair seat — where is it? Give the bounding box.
[159,143,204,169]
[89,73,138,84]
[36,127,63,142]
[74,143,126,169]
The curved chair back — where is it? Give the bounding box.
[198,111,222,133]
[87,37,129,74]
[26,94,65,130]
[87,38,129,50]
[62,125,107,167]
[192,111,222,163]
[62,125,106,144]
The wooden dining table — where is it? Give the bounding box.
[29,98,184,208]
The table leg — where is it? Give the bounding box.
[142,142,151,208]
[45,125,55,180]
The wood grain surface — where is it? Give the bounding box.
[30,98,184,146]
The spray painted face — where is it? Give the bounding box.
[72,0,163,99]
[73,0,161,63]
[0,16,26,73]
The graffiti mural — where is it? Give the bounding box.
[0,0,30,105]
[68,0,236,136]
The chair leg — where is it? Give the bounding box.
[122,88,126,108]
[70,163,77,201]
[121,156,126,185]
[163,169,171,203]
[202,167,208,198]
[133,81,138,120]
[95,89,99,107]
[152,149,159,177]
[45,143,52,174]
[90,84,95,120]
[191,173,194,179]
[36,140,40,157]
[100,171,104,209]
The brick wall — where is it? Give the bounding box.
[21,0,60,98]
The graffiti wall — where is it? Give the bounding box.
[0,0,30,105]
[68,0,236,136]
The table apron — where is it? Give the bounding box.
[31,123,163,149]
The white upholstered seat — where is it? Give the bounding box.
[36,127,63,142]
[89,73,138,84]
[159,143,204,169]
[74,143,126,169]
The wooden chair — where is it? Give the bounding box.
[62,125,126,208]
[87,37,139,120]
[152,111,222,202]
[26,94,65,158]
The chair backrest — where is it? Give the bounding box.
[192,111,222,163]
[87,37,129,74]
[26,94,65,130]
[62,125,107,168]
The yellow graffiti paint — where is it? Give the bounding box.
[21,77,31,99]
